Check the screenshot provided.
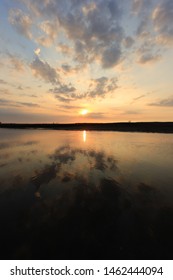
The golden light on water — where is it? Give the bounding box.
[83,130,86,142]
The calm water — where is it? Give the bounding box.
[0,128,173,259]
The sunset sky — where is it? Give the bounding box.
[0,0,173,123]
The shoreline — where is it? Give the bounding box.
[1,122,173,133]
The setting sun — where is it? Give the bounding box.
[80,109,89,115]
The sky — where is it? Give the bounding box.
[0,0,173,123]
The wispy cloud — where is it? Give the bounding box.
[138,53,161,64]
[8,9,32,39]
[152,0,173,45]
[18,102,40,107]
[0,79,8,85]
[0,98,40,108]
[149,96,173,107]
[7,53,25,72]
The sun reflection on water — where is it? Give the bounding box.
[83,130,86,142]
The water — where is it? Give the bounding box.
[0,128,173,259]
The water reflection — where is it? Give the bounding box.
[0,129,173,259]
[83,130,86,142]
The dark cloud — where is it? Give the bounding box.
[54,96,75,103]
[50,75,118,102]
[136,18,149,38]
[87,76,118,98]
[123,36,135,48]
[102,44,122,68]
[30,57,59,84]
[132,0,152,15]
[60,64,81,74]
[51,84,76,94]
[18,102,40,108]
[49,84,79,103]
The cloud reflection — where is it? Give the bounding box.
[0,143,173,260]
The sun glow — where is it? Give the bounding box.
[80,109,89,115]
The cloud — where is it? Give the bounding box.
[137,42,161,64]
[60,64,80,74]
[0,98,10,104]
[21,0,125,68]
[18,102,40,107]
[149,96,173,107]
[138,53,161,64]
[132,0,152,15]
[133,94,146,101]
[87,77,118,98]
[37,20,59,46]
[36,20,59,47]
[101,44,122,68]
[0,99,21,108]
[7,53,25,72]
[50,84,82,103]
[30,57,59,84]
[123,36,135,48]
[36,37,52,47]
[152,0,173,45]
[50,75,118,103]
[0,89,11,95]
[0,79,7,85]
[124,110,140,115]
[8,9,32,39]
[50,84,76,94]
[17,86,23,90]
[87,112,105,119]
[136,18,150,38]
[131,94,148,104]
[58,105,83,110]
[57,43,72,55]
[0,98,39,108]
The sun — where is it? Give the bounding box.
[80,109,89,115]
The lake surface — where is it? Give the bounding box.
[0,128,173,259]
